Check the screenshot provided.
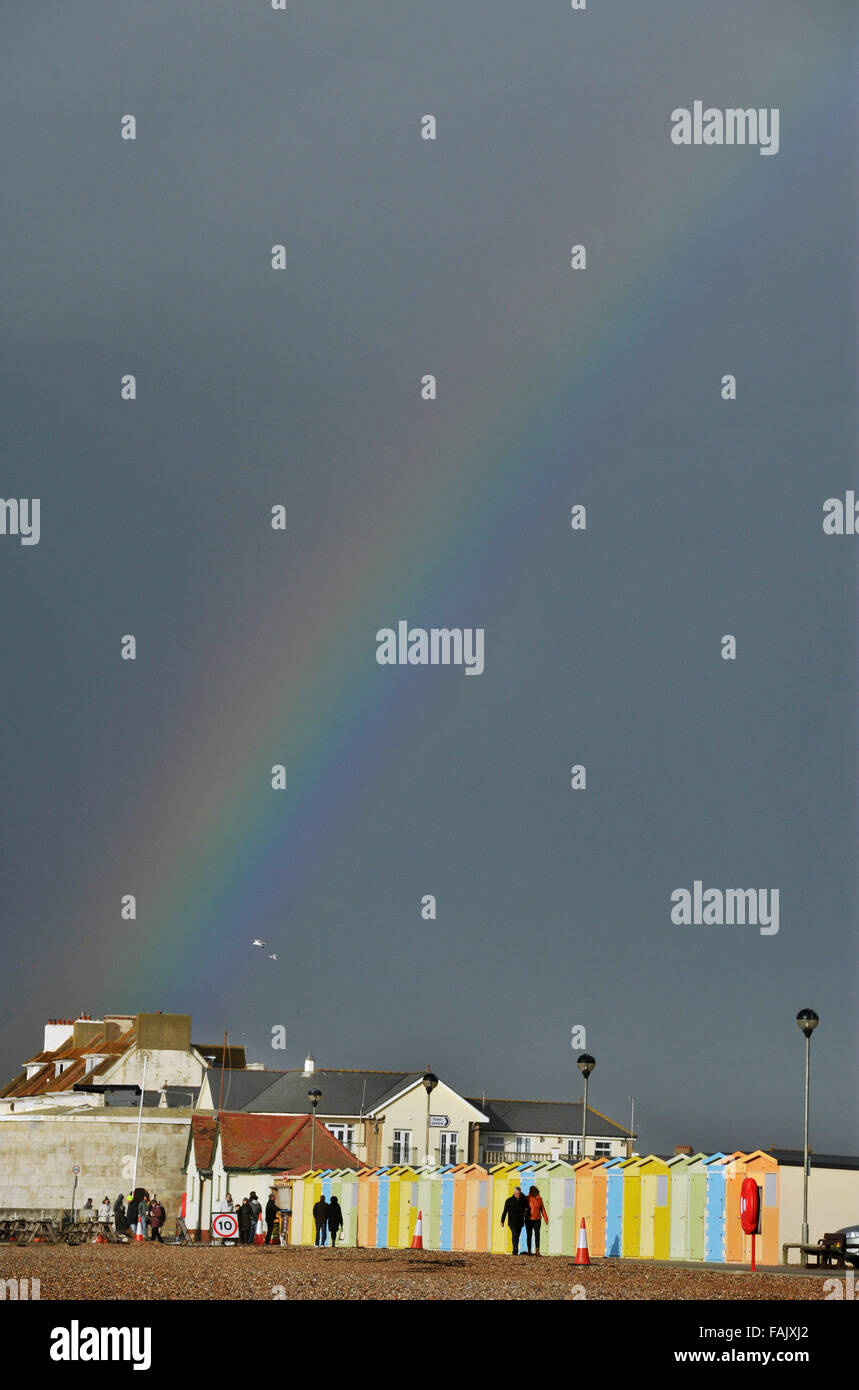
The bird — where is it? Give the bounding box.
[269,953,277,961]
[251,938,266,948]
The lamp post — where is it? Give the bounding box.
[796,1009,819,1262]
[422,1070,438,1166]
[577,1054,595,1160]
[131,1053,148,1192]
[308,1088,322,1170]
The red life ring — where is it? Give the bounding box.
[740,1176,759,1234]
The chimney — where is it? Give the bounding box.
[43,1019,75,1053]
[302,1052,315,1077]
[674,1145,694,1156]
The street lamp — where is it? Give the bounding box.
[577,1054,595,1160]
[422,1070,438,1166]
[308,1088,322,1170]
[796,1009,819,1261]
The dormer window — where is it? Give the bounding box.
[83,1055,104,1075]
[54,1060,73,1077]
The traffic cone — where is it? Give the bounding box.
[575,1217,590,1266]
[254,1212,265,1245]
[134,1218,144,1242]
[411,1211,424,1250]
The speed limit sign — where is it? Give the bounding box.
[212,1212,239,1240]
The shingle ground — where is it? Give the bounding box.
[0,1245,835,1301]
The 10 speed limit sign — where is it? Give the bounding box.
[212,1212,239,1240]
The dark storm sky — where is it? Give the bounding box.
[1,0,856,1157]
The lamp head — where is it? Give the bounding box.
[795,1009,819,1039]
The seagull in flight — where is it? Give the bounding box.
[269,953,278,961]
[251,938,266,948]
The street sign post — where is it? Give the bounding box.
[429,1115,449,1128]
[212,1211,239,1241]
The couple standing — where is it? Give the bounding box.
[500,1185,548,1255]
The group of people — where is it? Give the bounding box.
[216,1191,290,1245]
[311,1194,343,1246]
[500,1185,549,1254]
[78,1190,167,1241]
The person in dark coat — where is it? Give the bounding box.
[113,1193,127,1234]
[500,1185,529,1255]
[148,1196,166,1244]
[128,1187,145,1236]
[327,1196,343,1246]
[265,1192,278,1245]
[238,1198,253,1245]
[312,1196,329,1247]
[248,1191,262,1243]
[137,1191,150,1240]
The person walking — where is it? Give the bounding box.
[500,1185,529,1255]
[113,1192,127,1234]
[524,1185,548,1255]
[82,1198,95,1223]
[312,1194,329,1247]
[238,1197,253,1245]
[265,1192,278,1245]
[327,1195,343,1247]
[98,1196,112,1227]
[149,1196,166,1244]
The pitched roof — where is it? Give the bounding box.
[215,1112,361,1173]
[208,1069,284,1111]
[189,1115,218,1172]
[236,1069,420,1117]
[2,1024,137,1099]
[470,1098,631,1139]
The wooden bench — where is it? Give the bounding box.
[782,1233,846,1268]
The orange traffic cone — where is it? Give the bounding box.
[254,1212,265,1245]
[575,1217,590,1266]
[134,1218,144,1242]
[411,1211,424,1249]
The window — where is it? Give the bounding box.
[485,1136,504,1151]
[439,1132,458,1165]
[514,1136,531,1157]
[594,1141,612,1158]
[392,1130,411,1164]
[567,1138,582,1159]
[326,1124,355,1151]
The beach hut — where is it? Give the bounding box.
[704,1153,728,1262]
[392,1167,419,1248]
[589,1159,611,1258]
[685,1155,713,1260]
[741,1151,779,1265]
[438,1166,457,1250]
[489,1164,524,1255]
[464,1168,491,1251]
[537,1161,576,1256]
[356,1167,377,1248]
[572,1160,606,1258]
[604,1158,631,1257]
[666,1153,706,1260]
[637,1156,671,1259]
[337,1168,360,1245]
[621,1157,647,1258]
